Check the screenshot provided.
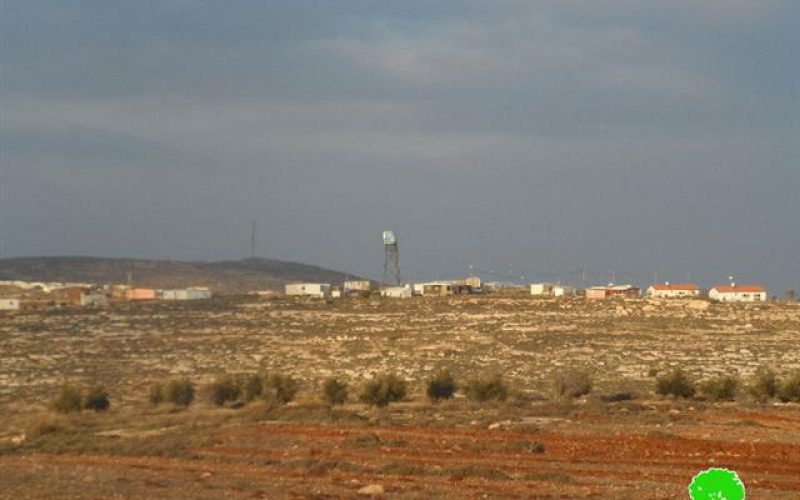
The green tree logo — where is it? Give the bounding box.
[689,468,745,500]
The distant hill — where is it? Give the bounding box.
[0,257,365,294]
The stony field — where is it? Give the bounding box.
[1,294,799,498]
[1,294,799,406]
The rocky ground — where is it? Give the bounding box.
[1,294,798,406]
[1,294,799,498]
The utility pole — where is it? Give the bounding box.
[0,164,6,259]
[250,219,257,259]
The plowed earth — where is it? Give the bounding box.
[2,408,799,499]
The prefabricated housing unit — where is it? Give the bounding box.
[81,293,108,307]
[0,298,20,311]
[343,280,371,292]
[586,285,640,300]
[647,283,701,299]
[124,288,157,301]
[708,285,767,302]
[56,287,87,306]
[530,283,555,296]
[161,287,212,301]
[413,281,475,296]
[381,285,413,298]
[285,283,331,298]
[414,282,454,296]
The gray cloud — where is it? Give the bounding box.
[1,1,798,291]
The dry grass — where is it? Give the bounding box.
[1,295,799,497]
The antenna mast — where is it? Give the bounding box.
[0,164,6,259]
[250,220,257,259]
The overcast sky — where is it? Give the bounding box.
[2,1,798,291]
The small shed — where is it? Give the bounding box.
[530,283,555,296]
[81,293,108,307]
[647,283,700,298]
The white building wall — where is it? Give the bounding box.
[647,288,701,298]
[553,285,575,297]
[709,289,767,302]
[184,288,212,300]
[285,283,331,298]
[343,280,371,292]
[80,294,107,307]
[161,288,212,300]
[530,283,554,296]
[381,285,412,298]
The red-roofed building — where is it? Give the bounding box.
[646,282,701,299]
[709,284,767,302]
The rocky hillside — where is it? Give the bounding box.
[0,257,364,294]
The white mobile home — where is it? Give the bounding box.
[343,280,371,292]
[646,283,701,299]
[285,283,331,298]
[381,285,413,298]
[709,285,766,302]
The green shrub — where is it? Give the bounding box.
[207,374,242,407]
[464,374,508,403]
[359,373,408,407]
[426,370,457,402]
[778,370,800,402]
[656,368,696,398]
[164,378,195,407]
[322,377,349,406]
[83,386,110,412]
[700,375,739,401]
[264,373,299,404]
[553,370,593,399]
[749,366,778,401]
[148,383,164,405]
[241,373,263,402]
[51,385,83,414]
